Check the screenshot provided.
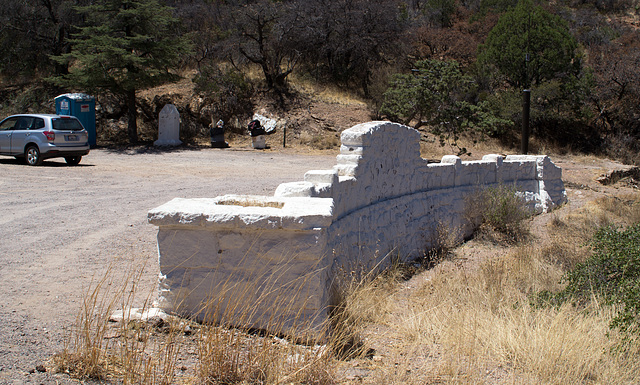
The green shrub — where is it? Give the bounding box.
[560,224,640,340]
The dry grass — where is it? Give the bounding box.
[305,133,341,150]
[196,326,332,384]
[419,132,515,161]
[543,194,640,270]
[288,73,369,107]
[334,192,640,384]
[339,254,640,384]
[53,184,640,384]
[52,250,339,384]
[51,264,184,384]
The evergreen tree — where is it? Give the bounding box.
[50,0,191,143]
[479,0,580,88]
[380,59,511,155]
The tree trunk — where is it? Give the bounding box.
[126,89,138,144]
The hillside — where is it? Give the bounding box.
[2,0,640,164]
[134,74,376,152]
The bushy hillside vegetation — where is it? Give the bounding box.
[1,0,638,162]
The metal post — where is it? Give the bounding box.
[521,89,531,154]
[283,125,286,148]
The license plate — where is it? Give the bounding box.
[65,135,79,141]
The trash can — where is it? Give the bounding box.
[55,93,97,147]
[247,119,275,149]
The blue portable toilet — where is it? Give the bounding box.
[55,93,97,147]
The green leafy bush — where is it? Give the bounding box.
[561,224,640,339]
[379,59,511,155]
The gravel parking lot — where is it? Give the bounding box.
[0,146,336,384]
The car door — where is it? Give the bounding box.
[9,116,35,155]
[0,117,18,154]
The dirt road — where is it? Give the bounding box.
[0,146,336,384]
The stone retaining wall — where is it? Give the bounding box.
[148,121,567,338]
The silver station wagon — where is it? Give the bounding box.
[0,114,90,166]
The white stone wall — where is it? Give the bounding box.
[148,121,567,338]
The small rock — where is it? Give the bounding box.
[148,316,165,329]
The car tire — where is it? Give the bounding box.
[25,145,42,166]
[65,156,82,166]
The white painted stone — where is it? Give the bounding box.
[252,135,266,149]
[154,104,182,146]
[275,181,315,197]
[149,121,567,339]
[110,307,169,322]
[253,113,277,132]
[304,170,339,185]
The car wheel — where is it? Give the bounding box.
[65,156,82,166]
[25,145,42,166]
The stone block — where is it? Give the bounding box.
[275,181,315,197]
[304,170,339,185]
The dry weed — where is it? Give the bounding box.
[337,202,640,384]
[196,325,332,385]
[54,246,340,384]
[53,191,640,384]
[289,73,369,106]
[543,194,640,270]
[216,198,284,208]
[52,263,183,384]
[191,251,335,384]
[465,184,533,245]
[393,250,640,384]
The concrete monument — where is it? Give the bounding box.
[154,104,182,147]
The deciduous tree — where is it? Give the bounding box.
[231,0,304,96]
[299,0,403,97]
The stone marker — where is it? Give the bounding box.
[154,104,182,146]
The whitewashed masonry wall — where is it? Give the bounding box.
[148,121,567,337]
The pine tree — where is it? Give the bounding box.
[479,0,580,88]
[51,0,191,143]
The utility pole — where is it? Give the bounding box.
[521,12,532,155]
[522,87,530,154]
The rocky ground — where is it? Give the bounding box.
[0,146,338,384]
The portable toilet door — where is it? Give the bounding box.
[55,93,97,147]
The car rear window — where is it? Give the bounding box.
[52,118,84,131]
